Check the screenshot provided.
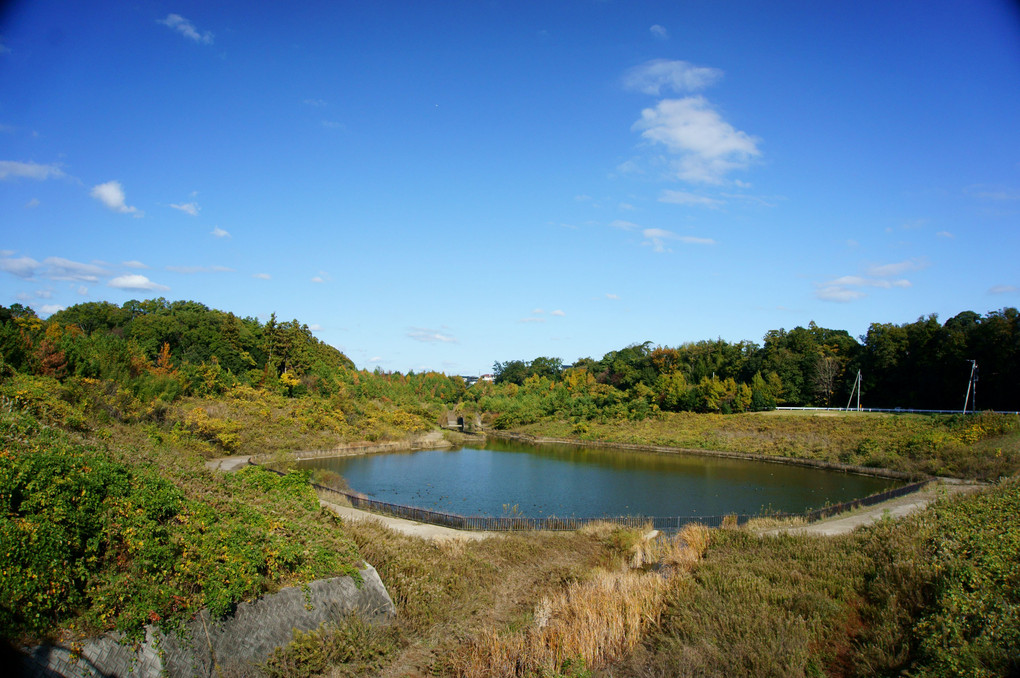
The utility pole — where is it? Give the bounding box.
[963,360,978,414]
[845,370,862,411]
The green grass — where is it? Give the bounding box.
[613,479,1020,678]
[511,410,1020,480]
[0,389,362,645]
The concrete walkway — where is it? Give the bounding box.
[320,499,495,542]
[759,479,983,537]
[204,455,253,471]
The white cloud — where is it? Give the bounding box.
[311,276,325,283]
[551,309,566,317]
[936,230,954,239]
[866,257,928,278]
[211,226,230,238]
[642,228,716,252]
[633,97,761,184]
[303,99,328,107]
[0,255,42,278]
[531,308,545,314]
[408,328,457,343]
[170,202,200,216]
[308,324,323,331]
[649,25,669,40]
[25,198,40,208]
[816,286,866,303]
[45,257,107,282]
[91,181,142,216]
[253,273,271,280]
[605,293,619,300]
[622,59,723,96]
[618,202,635,211]
[658,190,723,208]
[122,260,148,269]
[989,285,1018,294]
[0,160,64,181]
[369,356,383,363]
[108,274,170,291]
[519,317,546,323]
[159,14,213,44]
[38,304,65,316]
[610,219,639,230]
[77,286,88,295]
[815,270,913,303]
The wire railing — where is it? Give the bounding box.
[258,464,930,533]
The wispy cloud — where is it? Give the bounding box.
[303,98,328,107]
[165,265,233,274]
[38,304,65,316]
[519,317,546,323]
[551,309,566,317]
[311,271,331,283]
[633,97,761,184]
[610,219,639,230]
[964,185,1020,201]
[408,328,457,343]
[816,262,916,302]
[45,257,108,282]
[211,226,231,238]
[622,59,722,96]
[0,255,41,279]
[0,160,64,181]
[866,257,929,278]
[659,190,723,208]
[642,228,716,252]
[605,293,620,300]
[989,284,1017,295]
[159,14,213,44]
[253,273,271,280]
[649,25,669,40]
[936,230,954,239]
[169,202,200,216]
[122,260,148,269]
[25,198,40,208]
[91,180,142,216]
[108,274,170,291]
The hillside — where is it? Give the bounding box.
[1,299,1019,676]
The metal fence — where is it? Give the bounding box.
[777,406,1020,415]
[259,464,930,534]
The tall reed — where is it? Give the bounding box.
[452,524,710,677]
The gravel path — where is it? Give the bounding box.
[759,479,984,537]
[320,499,496,542]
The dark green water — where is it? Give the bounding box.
[295,439,898,518]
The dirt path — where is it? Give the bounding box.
[320,499,496,542]
[759,479,984,537]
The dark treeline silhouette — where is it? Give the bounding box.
[493,308,1019,412]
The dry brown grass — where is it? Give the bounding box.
[450,524,710,677]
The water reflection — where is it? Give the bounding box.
[296,441,897,518]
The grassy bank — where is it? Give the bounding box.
[0,394,363,646]
[510,410,1020,480]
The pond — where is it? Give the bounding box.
[291,438,897,517]
[294,439,899,519]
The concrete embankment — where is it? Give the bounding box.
[21,566,395,678]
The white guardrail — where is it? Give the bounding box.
[776,406,1020,415]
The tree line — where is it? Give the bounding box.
[492,308,1019,413]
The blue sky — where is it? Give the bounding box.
[2,1,1019,375]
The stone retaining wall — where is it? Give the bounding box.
[20,564,394,678]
